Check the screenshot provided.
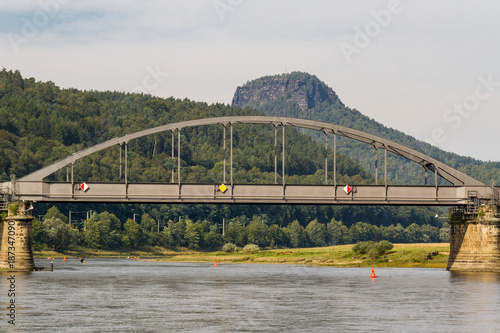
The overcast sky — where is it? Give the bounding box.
[1,0,499,161]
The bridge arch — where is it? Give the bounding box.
[17,116,484,186]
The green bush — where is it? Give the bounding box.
[8,203,19,216]
[376,240,394,254]
[222,243,239,253]
[352,240,394,259]
[242,244,260,254]
[368,247,380,260]
[352,241,377,254]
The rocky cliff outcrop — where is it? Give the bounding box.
[231,72,342,111]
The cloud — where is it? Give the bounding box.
[1,0,500,160]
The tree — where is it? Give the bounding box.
[268,224,288,248]
[380,224,407,243]
[43,217,76,252]
[306,219,327,247]
[184,219,200,250]
[204,224,223,249]
[421,224,440,243]
[171,218,187,246]
[44,206,68,224]
[161,220,176,247]
[107,230,122,249]
[94,212,112,248]
[246,215,269,247]
[82,212,122,249]
[123,218,144,248]
[327,218,350,245]
[84,217,100,249]
[439,222,450,242]
[406,223,424,243]
[393,224,407,243]
[31,218,46,249]
[141,213,157,233]
[349,222,380,243]
[286,220,308,248]
[224,219,247,247]
[98,211,121,231]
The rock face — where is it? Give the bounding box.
[231,72,342,111]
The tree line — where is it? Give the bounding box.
[1,68,445,232]
[32,206,450,253]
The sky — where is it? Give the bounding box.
[1,0,500,161]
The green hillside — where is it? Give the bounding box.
[0,69,374,186]
[232,72,500,185]
[0,68,445,252]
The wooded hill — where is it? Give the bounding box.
[232,72,500,185]
[0,68,444,252]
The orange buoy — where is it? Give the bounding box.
[370,268,377,278]
[214,260,218,267]
[63,256,66,261]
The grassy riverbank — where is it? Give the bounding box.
[35,243,450,268]
[33,245,176,259]
[150,243,450,268]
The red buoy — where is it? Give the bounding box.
[370,268,377,278]
[214,260,218,267]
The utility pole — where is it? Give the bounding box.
[223,218,225,236]
[69,211,72,226]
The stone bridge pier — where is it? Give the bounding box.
[0,202,35,271]
[447,205,500,272]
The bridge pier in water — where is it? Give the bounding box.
[447,205,500,272]
[0,202,35,271]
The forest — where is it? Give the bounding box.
[236,71,500,185]
[0,69,463,252]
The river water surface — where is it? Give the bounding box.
[2,258,500,332]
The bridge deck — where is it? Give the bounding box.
[11,182,495,206]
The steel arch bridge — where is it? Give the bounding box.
[1,116,497,207]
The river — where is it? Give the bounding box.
[1,258,499,332]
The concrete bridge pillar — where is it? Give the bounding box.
[447,205,500,272]
[0,202,35,271]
